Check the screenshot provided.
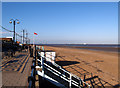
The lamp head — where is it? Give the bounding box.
[9,21,12,24]
[17,21,20,24]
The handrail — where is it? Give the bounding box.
[28,45,37,88]
[37,53,90,88]
[38,51,55,63]
[44,64,80,87]
[36,45,91,88]
[37,59,68,79]
[27,45,91,88]
[38,52,77,76]
[37,59,80,87]
[28,61,35,88]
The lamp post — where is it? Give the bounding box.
[23,29,25,44]
[9,19,20,42]
[21,30,22,43]
[26,30,28,44]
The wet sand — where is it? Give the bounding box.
[44,46,118,87]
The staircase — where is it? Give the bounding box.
[36,50,90,88]
[28,45,91,88]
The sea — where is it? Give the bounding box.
[37,44,120,52]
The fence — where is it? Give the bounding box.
[36,46,91,88]
[28,45,91,88]
[28,45,36,88]
[28,58,36,88]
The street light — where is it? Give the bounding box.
[9,19,20,42]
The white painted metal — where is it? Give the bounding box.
[44,65,69,82]
[41,52,44,77]
[39,52,56,64]
[37,59,68,80]
[36,66,41,69]
[36,65,79,87]
[78,78,81,88]
[54,63,70,75]
[69,73,72,88]
[44,52,56,64]
[37,59,84,88]
[37,50,90,88]
[37,70,66,88]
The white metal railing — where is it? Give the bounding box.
[38,51,55,64]
[37,51,90,88]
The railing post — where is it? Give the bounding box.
[63,71,65,77]
[69,73,72,88]
[35,45,36,65]
[88,85,91,88]
[28,60,36,88]
[79,78,82,88]
[42,46,44,51]
[41,52,45,78]
[32,65,35,88]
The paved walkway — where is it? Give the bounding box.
[2,50,33,87]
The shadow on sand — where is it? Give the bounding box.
[56,55,118,88]
[56,61,79,66]
[83,73,115,88]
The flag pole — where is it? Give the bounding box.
[33,33,34,47]
[33,32,37,47]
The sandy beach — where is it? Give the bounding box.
[44,46,118,87]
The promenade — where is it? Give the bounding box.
[1,45,118,88]
[2,49,32,87]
